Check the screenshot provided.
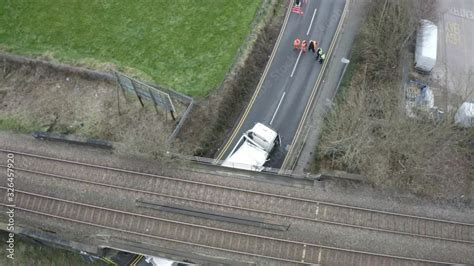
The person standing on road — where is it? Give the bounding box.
[319,52,326,64]
[316,48,323,60]
[308,40,317,53]
[301,40,308,53]
[293,38,301,50]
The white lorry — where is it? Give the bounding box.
[222,123,280,171]
[415,19,438,73]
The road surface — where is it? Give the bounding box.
[217,0,347,169]
[436,0,474,103]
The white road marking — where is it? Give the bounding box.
[215,0,294,161]
[280,0,349,172]
[270,91,286,125]
[301,244,307,262]
[318,249,322,263]
[307,8,318,35]
[290,50,303,77]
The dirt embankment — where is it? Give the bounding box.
[175,0,287,157]
[0,59,177,157]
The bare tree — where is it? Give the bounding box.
[317,0,473,199]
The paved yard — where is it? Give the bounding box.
[435,0,474,108]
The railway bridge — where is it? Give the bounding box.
[1,133,473,265]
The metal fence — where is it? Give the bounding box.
[114,71,194,143]
[115,72,176,114]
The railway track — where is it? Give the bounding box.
[0,188,452,265]
[3,148,473,246]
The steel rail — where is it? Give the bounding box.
[5,164,473,245]
[2,148,472,225]
[0,188,452,265]
[2,148,473,244]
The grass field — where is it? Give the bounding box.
[0,0,262,96]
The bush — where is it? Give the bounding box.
[316,0,473,199]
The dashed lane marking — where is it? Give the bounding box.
[307,8,318,35]
[280,0,350,171]
[270,92,286,125]
[291,50,303,78]
[215,0,294,161]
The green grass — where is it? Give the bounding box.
[0,0,262,96]
[0,116,44,133]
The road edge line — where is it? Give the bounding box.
[215,0,295,161]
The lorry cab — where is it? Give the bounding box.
[221,123,280,171]
[246,122,279,153]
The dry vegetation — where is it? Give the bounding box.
[316,0,473,199]
[0,232,102,265]
[0,60,176,158]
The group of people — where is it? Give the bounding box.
[293,38,326,64]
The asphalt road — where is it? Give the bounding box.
[437,0,474,102]
[217,0,346,168]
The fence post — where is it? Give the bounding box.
[116,83,121,115]
[131,80,144,107]
[148,88,160,114]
